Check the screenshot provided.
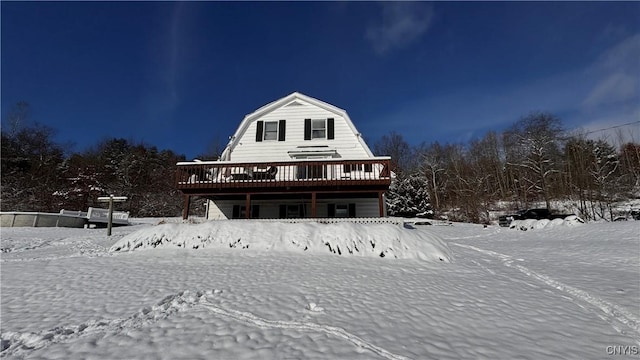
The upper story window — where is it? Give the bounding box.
[256,120,286,142]
[304,118,335,140]
[311,119,326,139]
[263,121,278,141]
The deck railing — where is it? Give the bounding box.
[175,158,391,191]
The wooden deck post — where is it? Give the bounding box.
[378,191,385,217]
[245,194,251,219]
[311,192,317,218]
[182,195,191,220]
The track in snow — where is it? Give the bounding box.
[452,242,640,344]
[200,302,411,360]
[1,289,410,360]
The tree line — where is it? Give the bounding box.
[375,112,640,222]
[1,102,187,217]
[2,103,639,221]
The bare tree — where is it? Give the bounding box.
[505,112,564,210]
[418,142,447,210]
[197,136,226,161]
[5,101,30,137]
[373,131,415,173]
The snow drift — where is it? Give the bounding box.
[509,215,585,231]
[109,221,452,262]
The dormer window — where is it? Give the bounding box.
[311,119,326,139]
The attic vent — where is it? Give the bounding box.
[284,101,305,107]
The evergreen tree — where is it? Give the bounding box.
[386,172,433,218]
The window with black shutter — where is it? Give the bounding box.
[278,120,286,141]
[305,118,330,140]
[311,120,326,139]
[255,121,264,142]
[304,119,311,140]
[263,121,278,140]
[327,118,334,140]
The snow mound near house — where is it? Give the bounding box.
[109,221,452,262]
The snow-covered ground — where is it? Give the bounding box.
[1,220,638,359]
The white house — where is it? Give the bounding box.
[176,92,392,220]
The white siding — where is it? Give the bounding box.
[206,201,228,220]
[227,100,371,162]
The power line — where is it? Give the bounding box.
[584,120,640,135]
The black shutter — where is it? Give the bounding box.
[256,121,264,142]
[328,204,336,218]
[304,118,311,140]
[364,164,373,172]
[232,205,240,219]
[327,118,335,140]
[252,205,260,219]
[343,164,351,173]
[278,120,286,141]
[279,205,286,219]
[348,203,356,218]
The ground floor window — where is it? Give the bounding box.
[328,203,356,218]
[232,205,260,219]
[279,204,305,218]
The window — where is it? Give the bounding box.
[256,120,286,142]
[232,205,246,219]
[279,204,304,218]
[263,121,278,141]
[287,205,301,218]
[311,119,326,139]
[304,118,333,140]
[328,203,356,218]
[335,204,349,218]
[232,205,260,219]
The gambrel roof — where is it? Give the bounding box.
[220,92,374,161]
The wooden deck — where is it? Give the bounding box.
[176,158,392,195]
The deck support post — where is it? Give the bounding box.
[245,194,251,219]
[182,195,191,220]
[378,191,385,217]
[311,192,317,218]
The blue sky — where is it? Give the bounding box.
[2,2,639,159]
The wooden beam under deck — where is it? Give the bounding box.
[245,194,251,219]
[182,195,191,220]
